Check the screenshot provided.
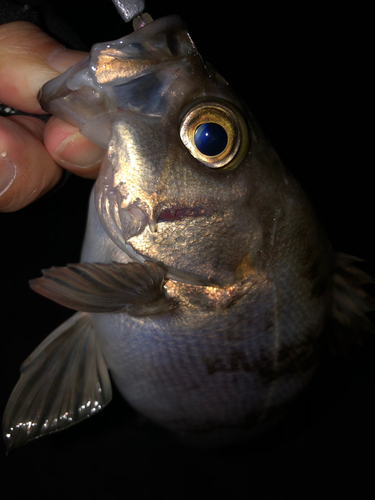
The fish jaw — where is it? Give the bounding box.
[39,15,198,150]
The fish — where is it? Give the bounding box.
[2,1,374,452]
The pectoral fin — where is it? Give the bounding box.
[29,260,170,316]
[3,312,112,452]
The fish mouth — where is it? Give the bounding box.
[157,206,208,223]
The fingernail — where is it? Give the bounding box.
[56,133,104,168]
[47,47,88,73]
[0,152,17,197]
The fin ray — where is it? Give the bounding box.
[331,252,375,355]
[3,312,112,452]
[29,260,170,316]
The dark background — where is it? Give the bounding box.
[0,0,373,497]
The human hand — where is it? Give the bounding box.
[0,21,104,212]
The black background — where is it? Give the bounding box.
[0,1,373,497]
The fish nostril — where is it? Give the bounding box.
[119,206,149,239]
[128,206,147,224]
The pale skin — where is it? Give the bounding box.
[0,21,103,212]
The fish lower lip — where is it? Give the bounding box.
[157,207,206,223]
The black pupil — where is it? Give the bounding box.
[194,123,228,157]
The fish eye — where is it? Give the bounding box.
[179,99,249,170]
[194,122,228,157]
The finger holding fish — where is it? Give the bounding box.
[0,21,102,211]
[0,114,61,211]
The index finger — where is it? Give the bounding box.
[0,21,87,114]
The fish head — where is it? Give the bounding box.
[40,14,320,286]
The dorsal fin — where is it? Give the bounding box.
[331,252,375,355]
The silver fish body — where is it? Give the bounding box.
[3,7,373,451]
[80,188,328,445]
